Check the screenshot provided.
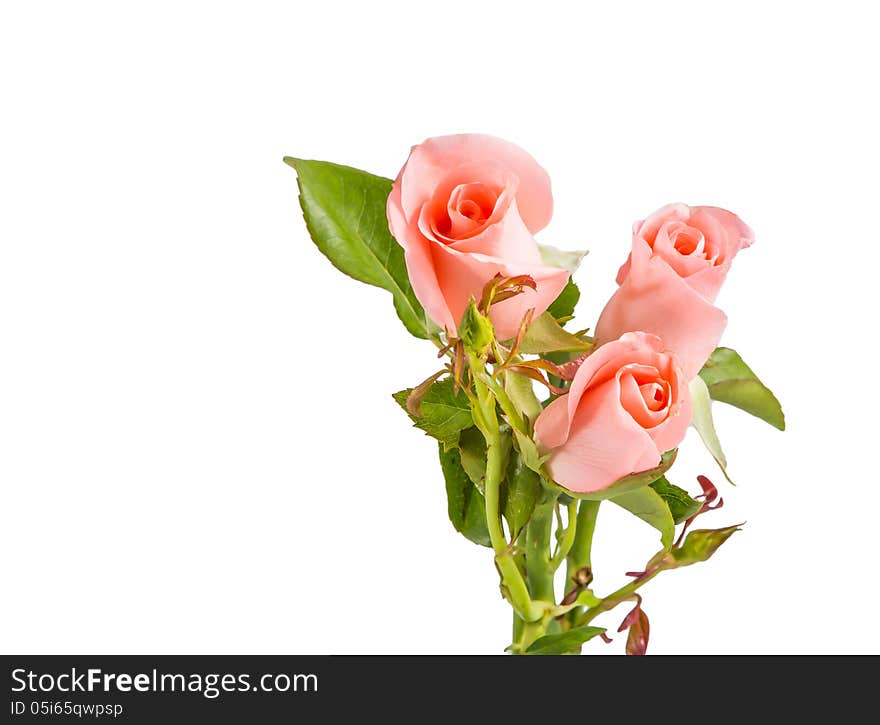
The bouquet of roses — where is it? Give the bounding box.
[285,134,783,655]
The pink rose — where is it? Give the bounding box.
[595,204,753,379]
[534,332,691,494]
[386,134,570,340]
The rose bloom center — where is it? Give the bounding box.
[433,181,500,240]
[661,221,721,264]
[618,366,671,428]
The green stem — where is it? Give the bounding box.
[574,566,665,628]
[496,553,542,621]
[517,619,549,652]
[566,500,600,585]
[480,373,528,436]
[525,487,558,602]
[550,500,579,571]
[483,421,507,555]
[512,612,524,645]
[468,351,543,624]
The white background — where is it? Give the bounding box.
[1,1,877,654]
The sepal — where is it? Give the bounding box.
[689,374,732,483]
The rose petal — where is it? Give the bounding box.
[436,197,543,264]
[387,185,456,333]
[425,161,515,242]
[618,366,668,428]
[595,244,727,380]
[487,265,569,340]
[430,240,569,339]
[533,395,570,450]
[651,221,715,279]
[636,203,691,245]
[399,134,552,233]
[544,377,662,493]
[689,206,755,257]
[565,332,666,433]
[648,367,692,453]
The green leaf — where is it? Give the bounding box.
[504,371,543,422]
[525,625,607,655]
[611,486,675,548]
[538,244,587,273]
[699,347,785,431]
[419,380,474,445]
[438,444,491,547]
[392,378,473,447]
[650,477,701,525]
[673,524,741,566]
[546,278,580,322]
[501,453,541,542]
[513,429,550,475]
[285,158,429,339]
[392,388,412,413]
[556,450,678,501]
[689,375,732,483]
[457,426,487,491]
[517,312,592,354]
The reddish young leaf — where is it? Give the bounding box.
[405,371,447,416]
[617,596,649,655]
[453,341,466,392]
[617,596,639,630]
[478,273,506,311]
[505,308,536,361]
[507,364,569,395]
[553,353,590,381]
[696,475,722,509]
[478,274,537,312]
[625,610,650,656]
[675,474,725,546]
